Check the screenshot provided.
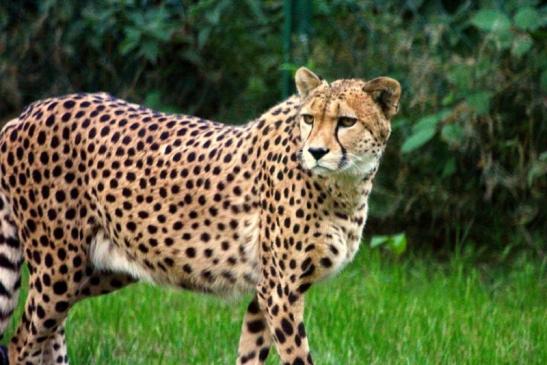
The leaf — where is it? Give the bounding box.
[540,70,547,92]
[370,235,390,248]
[180,49,202,65]
[514,7,543,31]
[371,234,408,255]
[412,114,441,133]
[527,160,547,186]
[470,9,511,32]
[441,92,455,106]
[466,91,493,115]
[391,117,409,131]
[140,40,159,63]
[441,124,465,146]
[469,9,515,50]
[388,233,407,256]
[412,110,449,133]
[511,34,533,58]
[119,27,141,55]
[446,64,472,89]
[244,0,267,24]
[144,90,181,114]
[401,128,436,154]
[494,29,515,50]
[442,157,456,178]
[197,27,211,49]
[144,90,162,109]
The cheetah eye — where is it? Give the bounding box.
[338,116,357,128]
[301,114,314,125]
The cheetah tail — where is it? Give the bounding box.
[0,120,23,340]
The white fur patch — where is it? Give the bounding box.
[89,230,155,283]
[354,153,379,176]
[1,118,20,133]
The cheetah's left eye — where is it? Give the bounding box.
[301,114,314,125]
[338,117,357,128]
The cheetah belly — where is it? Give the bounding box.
[90,230,156,283]
[89,214,262,296]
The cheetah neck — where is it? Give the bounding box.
[323,175,374,212]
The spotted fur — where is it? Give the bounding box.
[0,68,400,364]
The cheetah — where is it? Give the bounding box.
[0,67,400,364]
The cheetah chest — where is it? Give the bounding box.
[317,207,368,279]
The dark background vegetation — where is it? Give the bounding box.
[0,0,545,257]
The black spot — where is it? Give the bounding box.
[288,292,299,304]
[259,348,269,361]
[63,100,75,109]
[65,209,76,220]
[55,301,69,312]
[274,328,286,344]
[53,228,64,239]
[281,318,294,336]
[26,219,37,232]
[44,319,57,329]
[37,131,47,144]
[298,322,306,337]
[247,319,266,333]
[185,247,196,258]
[55,190,66,203]
[297,283,311,294]
[247,300,260,314]
[53,281,68,295]
[320,257,333,268]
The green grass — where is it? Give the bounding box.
[2,248,545,364]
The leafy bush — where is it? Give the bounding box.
[0,0,283,120]
[306,1,546,253]
[0,0,545,253]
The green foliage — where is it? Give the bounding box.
[370,233,408,256]
[0,0,283,120]
[0,0,545,252]
[304,1,546,251]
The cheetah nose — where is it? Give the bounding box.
[308,147,329,161]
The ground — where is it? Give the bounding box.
[2,245,544,365]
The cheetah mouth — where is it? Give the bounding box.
[310,165,337,175]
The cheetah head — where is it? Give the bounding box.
[295,67,401,179]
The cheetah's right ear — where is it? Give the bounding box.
[363,77,401,119]
[295,67,322,98]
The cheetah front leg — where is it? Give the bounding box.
[237,295,272,364]
[256,280,313,365]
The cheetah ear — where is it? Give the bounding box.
[295,67,322,98]
[363,77,401,119]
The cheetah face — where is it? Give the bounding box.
[295,67,401,179]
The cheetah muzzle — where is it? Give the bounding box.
[0,67,401,364]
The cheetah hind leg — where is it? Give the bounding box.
[8,269,134,365]
[38,272,135,365]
